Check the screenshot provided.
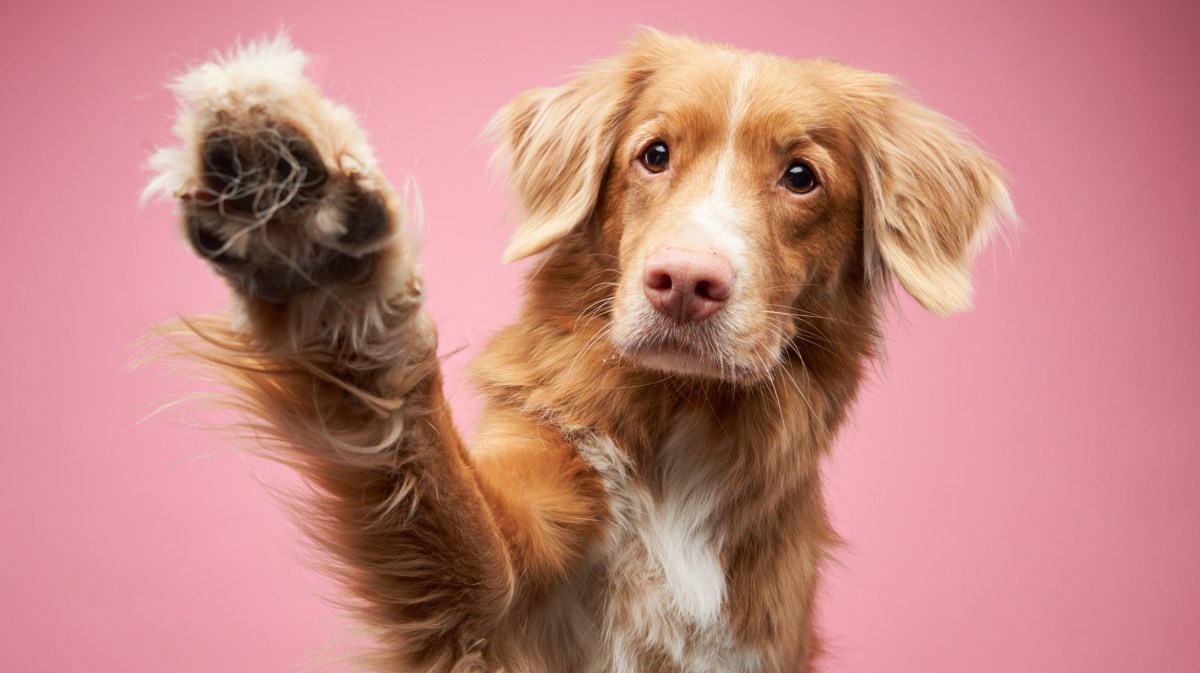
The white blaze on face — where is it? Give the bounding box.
[681,61,756,277]
[614,59,775,382]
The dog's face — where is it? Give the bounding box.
[493,31,1010,383]
[603,51,869,382]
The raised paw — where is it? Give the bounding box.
[185,120,392,303]
[147,36,403,304]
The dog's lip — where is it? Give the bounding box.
[612,309,778,382]
[616,339,767,382]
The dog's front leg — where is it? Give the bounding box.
[146,39,516,670]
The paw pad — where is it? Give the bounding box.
[186,122,392,303]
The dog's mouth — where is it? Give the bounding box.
[612,318,779,383]
[628,345,768,382]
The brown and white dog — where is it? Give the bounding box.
[146,29,1011,673]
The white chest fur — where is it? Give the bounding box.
[573,415,761,673]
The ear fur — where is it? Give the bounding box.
[488,30,683,263]
[848,73,1013,315]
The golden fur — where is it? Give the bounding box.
[146,30,1010,672]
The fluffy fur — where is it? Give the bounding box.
[146,30,1011,672]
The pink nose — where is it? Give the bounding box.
[642,248,734,323]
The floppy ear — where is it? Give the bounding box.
[850,75,1013,315]
[488,32,677,262]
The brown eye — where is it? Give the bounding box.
[782,161,818,194]
[641,141,669,173]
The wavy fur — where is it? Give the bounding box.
[145,29,1010,672]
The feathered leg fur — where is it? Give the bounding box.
[146,37,604,672]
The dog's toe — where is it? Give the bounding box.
[280,129,328,191]
[186,212,251,272]
[337,186,391,249]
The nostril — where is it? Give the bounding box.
[694,275,731,302]
[646,271,673,291]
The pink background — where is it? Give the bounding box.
[2,1,1198,671]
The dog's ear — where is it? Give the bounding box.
[847,73,1013,315]
[489,30,682,262]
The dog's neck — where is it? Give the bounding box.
[472,261,877,534]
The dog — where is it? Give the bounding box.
[146,29,1011,673]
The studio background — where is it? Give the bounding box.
[2,1,1197,671]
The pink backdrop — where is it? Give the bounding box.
[2,1,1197,671]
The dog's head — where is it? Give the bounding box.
[491,30,1011,383]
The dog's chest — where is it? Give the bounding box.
[569,417,761,673]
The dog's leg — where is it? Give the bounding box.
[145,38,569,670]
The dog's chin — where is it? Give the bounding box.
[626,346,768,383]
[609,302,787,383]
[613,324,779,384]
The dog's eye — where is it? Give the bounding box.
[641,142,670,173]
[782,161,818,194]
